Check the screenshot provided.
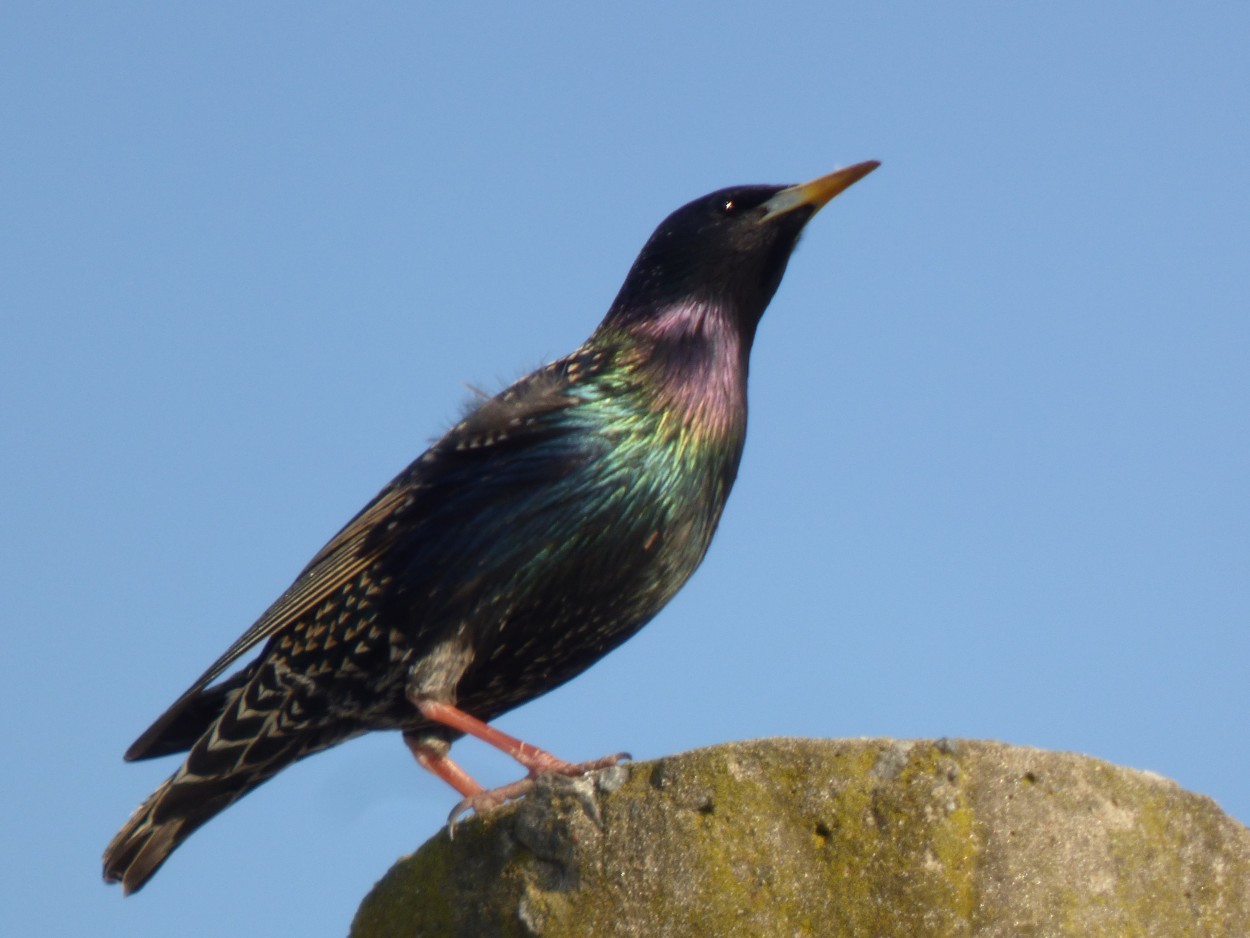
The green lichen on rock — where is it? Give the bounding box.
[349,739,1250,938]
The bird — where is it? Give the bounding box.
[103,160,879,894]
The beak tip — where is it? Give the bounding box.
[762,159,881,220]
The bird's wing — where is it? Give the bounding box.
[125,360,591,761]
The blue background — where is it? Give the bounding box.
[3,4,1247,935]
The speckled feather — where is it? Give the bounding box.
[103,164,878,893]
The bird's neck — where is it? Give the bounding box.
[599,298,751,443]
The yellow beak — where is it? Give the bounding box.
[761,160,881,221]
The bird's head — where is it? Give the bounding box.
[601,161,879,346]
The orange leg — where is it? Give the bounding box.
[408,699,629,822]
[403,733,485,799]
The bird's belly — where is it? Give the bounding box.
[455,599,659,721]
[452,496,719,720]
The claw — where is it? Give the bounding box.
[411,699,633,835]
[443,753,632,836]
[446,776,536,833]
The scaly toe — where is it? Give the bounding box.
[446,777,536,831]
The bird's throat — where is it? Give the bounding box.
[628,299,749,443]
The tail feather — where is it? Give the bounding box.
[104,679,306,893]
[105,823,182,896]
[103,757,283,894]
[103,782,196,895]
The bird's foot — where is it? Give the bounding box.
[410,701,633,832]
[446,751,632,830]
[447,776,535,827]
[514,748,631,779]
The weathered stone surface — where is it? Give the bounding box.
[350,738,1250,937]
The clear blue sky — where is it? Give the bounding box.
[3,4,1247,935]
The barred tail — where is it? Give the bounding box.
[103,756,282,894]
[103,677,314,894]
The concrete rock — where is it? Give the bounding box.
[350,738,1250,937]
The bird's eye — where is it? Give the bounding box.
[721,199,736,214]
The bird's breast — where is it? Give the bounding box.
[449,402,745,717]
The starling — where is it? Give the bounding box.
[103,160,879,893]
